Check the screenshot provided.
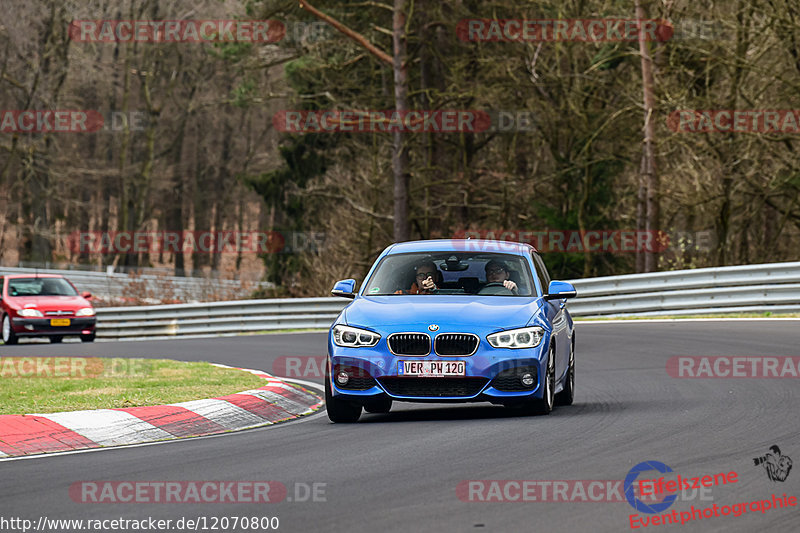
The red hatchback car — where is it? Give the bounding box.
[1,274,97,344]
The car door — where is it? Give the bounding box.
[532,253,569,379]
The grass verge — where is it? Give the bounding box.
[0,357,270,415]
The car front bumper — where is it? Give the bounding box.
[328,335,550,404]
[10,317,97,337]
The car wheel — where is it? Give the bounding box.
[80,333,96,343]
[364,398,392,414]
[555,336,575,406]
[531,344,556,415]
[2,315,17,345]
[506,344,555,416]
[50,336,63,343]
[325,369,362,423]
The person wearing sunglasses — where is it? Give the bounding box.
[395,261,440,294]
[484,259,518,294]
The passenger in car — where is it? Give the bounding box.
[395,261,440,294]
[484,260,518,294]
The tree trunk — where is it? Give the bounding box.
[635,0,660,272]
[392,0,410,242]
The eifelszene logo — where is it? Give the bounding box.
[625,461,678,514]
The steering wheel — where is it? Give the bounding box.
[478,282,513,295]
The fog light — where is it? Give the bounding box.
[336,371,350,386]
[520,372,535,387]
[24,324,34,331]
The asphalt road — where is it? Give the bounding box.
[1,321,799,533]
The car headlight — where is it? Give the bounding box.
[17,308,44,318]
[75,308,96,317]
[487,326,544,349]
[332,325,381,347]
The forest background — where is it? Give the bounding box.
[2,0,799,298]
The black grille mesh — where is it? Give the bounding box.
[434,333,479,356]
[388,333,430,355]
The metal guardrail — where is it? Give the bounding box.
[86,261,800,339]
[567,261,800,316]
[0,266,269,304]
[97,298,345,338]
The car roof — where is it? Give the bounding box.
[2,274,67,279]
[385,239,534,255]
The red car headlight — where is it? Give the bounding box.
[17,308,44,318]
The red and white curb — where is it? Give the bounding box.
[0,365,322,458]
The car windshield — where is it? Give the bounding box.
[363,252,536,296]
[7,277,78,297]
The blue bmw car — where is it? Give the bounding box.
[326,239,577,422]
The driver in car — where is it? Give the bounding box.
[485,260,518,294]
[396,261,440,294]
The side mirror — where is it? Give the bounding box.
[545,280,577,300]
[82,291,92,300]
[331,279,356,299]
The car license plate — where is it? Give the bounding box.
[398,360,465,377]
[50,318,70,326]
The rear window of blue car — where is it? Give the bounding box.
[363,252,537,296]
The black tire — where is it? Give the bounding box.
[49,336,64,344]
[325,370,362,423]
[530,344,556,415]
[2,314,17,345]
[555,336,575,406]
[80,333,96,343]
[364,398,392,414]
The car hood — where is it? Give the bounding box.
[7,295,91,311]
[344,295,541,330]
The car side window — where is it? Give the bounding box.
[0,276,3,297]
[532,253,551,295]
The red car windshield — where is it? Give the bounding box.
[7,278,78,297]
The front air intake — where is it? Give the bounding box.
[388,333,431,356]
[434,333,479,356]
